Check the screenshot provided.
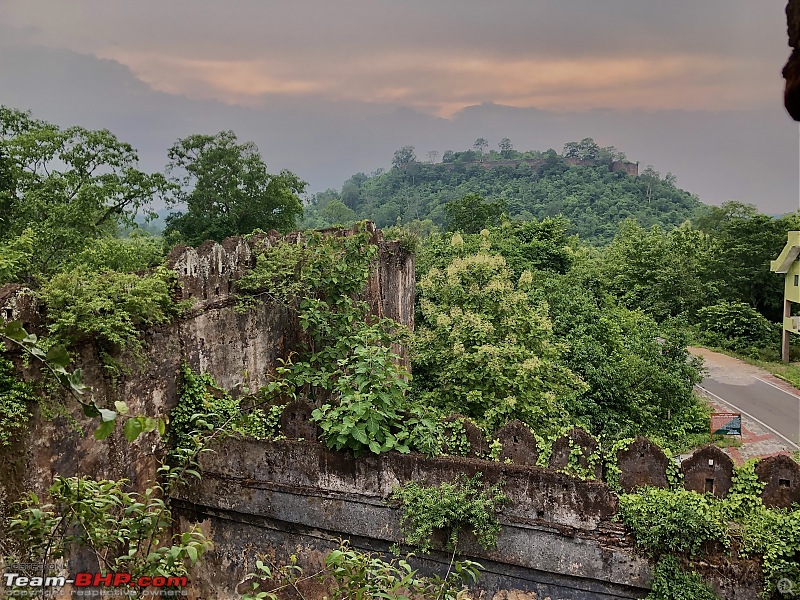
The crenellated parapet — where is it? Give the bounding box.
[162,222,415,331]
[275,400,800,508]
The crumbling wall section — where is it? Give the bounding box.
[0,223,414,505]
[172,439,763,600]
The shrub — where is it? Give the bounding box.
[617,487,729,557]
[40,266,180,358]
[695,301,774,352]
[391,474,508,553]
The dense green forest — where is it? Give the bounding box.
[1,107,796,443]
[2,109,799,599]
[302,138,701,244]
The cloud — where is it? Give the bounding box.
[100,47,774,117]
[3,0,788,117]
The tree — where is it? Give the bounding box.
[694,201,790,321]
[601,220,720,321]
[412,241,585,432]
[473,138,488,158]
[392,146,417,170]
[164,131,305,246]
[498,138,514,158]
[0,106,169,279]
[442,150,455,163]
[425,150,439,164]
[563,138,601,160]
[562,141,580,158]
[321,199,356,226]
[445,193,507,234]
[577,137,601,160]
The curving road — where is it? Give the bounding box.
[691,348,800,451]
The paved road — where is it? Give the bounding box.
[696,367,800,451]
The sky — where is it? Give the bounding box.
[1,0,798,213]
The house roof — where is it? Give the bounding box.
[771,231,800,273]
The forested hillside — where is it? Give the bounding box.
[303,139,702,244]
[2,109,800,600]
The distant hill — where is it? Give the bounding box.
[303,140,704,244]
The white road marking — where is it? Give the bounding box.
[695,384,800,451]
[753,376,800,399]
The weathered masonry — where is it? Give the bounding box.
[172,433,770,600]
[0,223,413,517]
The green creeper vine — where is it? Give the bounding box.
[645,555,720,600]
[0,341,34,447]
[562,437,602,480]
[390,474,508,554]
[169,364,282,456]
[618,459,800,598]
[602,437,635,491]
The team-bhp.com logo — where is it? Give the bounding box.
[3,569,188,597]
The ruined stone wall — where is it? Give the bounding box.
[172,437,763,600]
[0,223,414,508]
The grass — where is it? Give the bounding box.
[745,359,800,389]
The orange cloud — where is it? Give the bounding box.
[100,48,774,117]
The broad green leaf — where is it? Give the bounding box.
[94,420,116,440]
[124,417,143,442]
[0,321,27,342]
[99,408,117,422]
[45,345,71,368]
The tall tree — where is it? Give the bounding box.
[391,146,417,170]
[413,242,585,431]
[0,106,168,279]
[498,138,513,158]
[445,193,507,234]
[164,131,305,245]
[473,138,488,158]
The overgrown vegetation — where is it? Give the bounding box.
[645,556,720,600]
[302,139,699,244]
[0,341,34,447]
[10,474,210,595]
[617,461,800,599]
[391,474,508,554]
[40,266,180,364]
[241,541,483,600]
[238,225,437,455]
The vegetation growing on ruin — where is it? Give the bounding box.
[241,541,483,600]
[0,341,34,447]
[40,266,180,365]
[646,556,721,600]
[391,474,508,554]
[618,461,800,599]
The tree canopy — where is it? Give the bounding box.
[0,106,168,279]
[164,131,305,246]
[302,139,699,244]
